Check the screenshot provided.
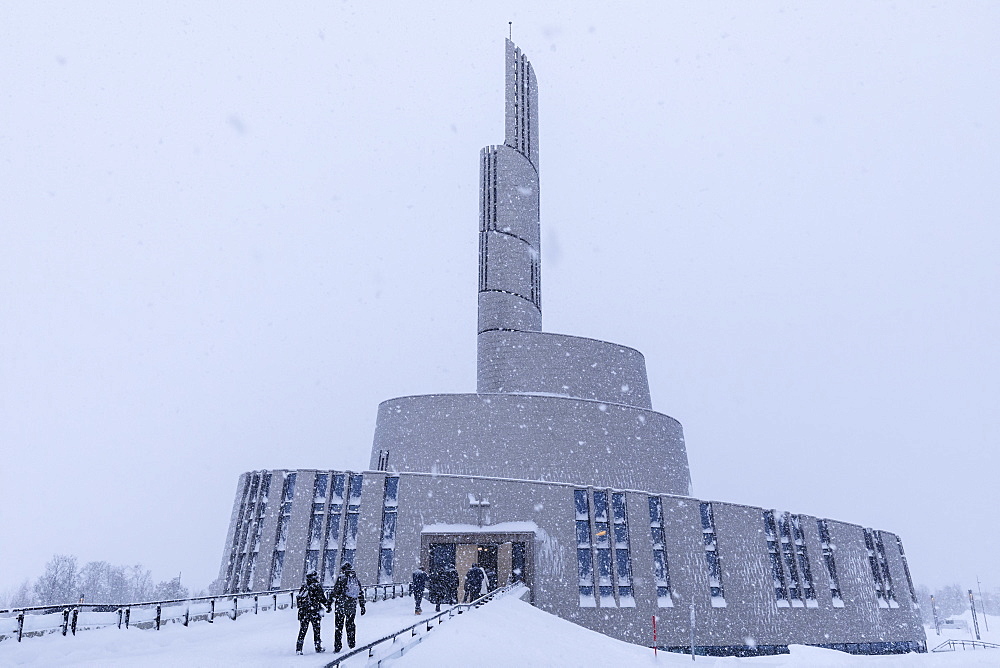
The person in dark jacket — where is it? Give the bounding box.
[463,564,485,602]
[429,568,448,612]
[446,566,460,604]
[411,565,428,614]
[330,562,366,653]
[295,571,331,654]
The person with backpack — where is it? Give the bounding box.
[330,562,366,653]
[295,571,331,655]
[411,565,428,614]
[429,567,448,612]
[463,563,484,602]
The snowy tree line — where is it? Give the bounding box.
[915,583,1000,624]
[0,554,200,608]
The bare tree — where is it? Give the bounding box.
[125,564,153,602]
[78,561,128,603]
[33,554,79,605]
[0,579,35,608]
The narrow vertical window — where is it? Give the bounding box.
[777,512,803,606]
[322,473,346,586]
[648,497,672,607]
[342,473,363,566]
[269,552,284,590]
[874,531,898,608]
[863,528,888,608]
[897,537,917,604]
[700,502,725,606]
[225,474,253,592]
[304,507,323,575]
[817,519,844,607]
[574,489,596,607]
[378,476,399,584]
[269,472,296,589]
[246,474,269,590]
[791,515,817,607]
[611,492,635,606]
[259,472,272,501]
[244,553,257,591]
[314,473,329,501]
[348,474,363,510]
[239,473,265,592]
[592,491,614,606]
[304,474,328,576]
[763,510,789,606]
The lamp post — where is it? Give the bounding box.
[977,576,989,632]
[969,590,981,640]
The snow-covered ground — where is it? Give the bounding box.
[1,589,998,667]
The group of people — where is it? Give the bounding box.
[295,559,497,655]
[409,563,492,614]
[294,562,366,655]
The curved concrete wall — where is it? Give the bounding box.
[477,330,652,408]
[370,393,689,495]
[482,145,539,246]
[220,469,924,654]
[478,145,541,334]
[477,41,542,336]
[504,39,539,170]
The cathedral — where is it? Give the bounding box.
[217,40,926,656]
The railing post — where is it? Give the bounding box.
[209,599,215,623]
[125,607,131,629]
[71,608,79,635]
[232,597,238,620]
[17,612,24,641]
[290,592,295,609]
[62,608,70,636]
[155,604,162,630]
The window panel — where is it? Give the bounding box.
[332,474,346,504]
[700,502,725,604]
[593,491,609,523]
[314,473,329,501]
[649,496,672,607]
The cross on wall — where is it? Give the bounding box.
[468,494,491,527]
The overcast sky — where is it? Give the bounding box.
[2,2,997,597]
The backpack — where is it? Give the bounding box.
[297,584,317,611]
[345,573,361,599]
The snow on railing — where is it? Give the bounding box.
[0,583,407,644]
[323,583,524,668]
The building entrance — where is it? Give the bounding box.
[421,529,534,602]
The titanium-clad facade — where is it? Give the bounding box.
[217,39,925,655]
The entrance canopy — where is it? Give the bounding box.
[420,522,536,600]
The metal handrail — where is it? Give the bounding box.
[0,582,408,643]
[931,639,1000,652]
[0,589,298,616]
[323,583,521,668]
